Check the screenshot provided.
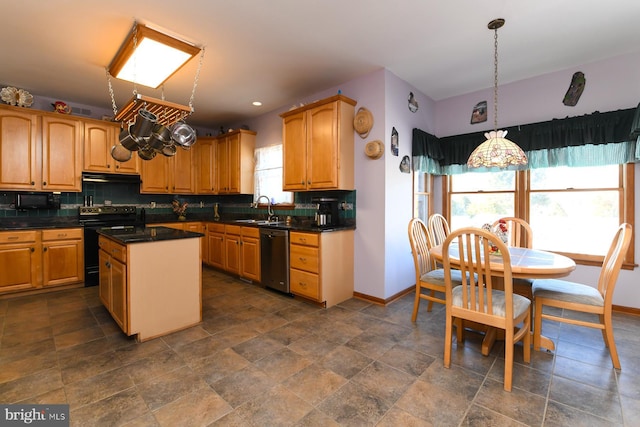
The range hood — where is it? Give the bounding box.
[82,173,142,185]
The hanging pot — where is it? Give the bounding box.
[130,109,157,139]
[118,125,141,151]
[111,144,132,162]
[171,122,196,147]
[138,144,157,161]
[148,124,173,151]
[161,143,177,157]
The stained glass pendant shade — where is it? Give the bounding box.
[467,19,527,168]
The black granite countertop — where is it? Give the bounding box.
[0,214,355,233]
[97,226,204,244]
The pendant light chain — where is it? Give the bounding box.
[106,69,118,117]
[188,47,205,112]
[131,23,138,96]
[493,25,499,132]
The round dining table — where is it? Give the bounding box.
[429,244,576,355]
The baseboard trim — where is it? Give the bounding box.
[613,304,640,316]
[354,286,414,306]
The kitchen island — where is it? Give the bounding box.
[97,226,203,342]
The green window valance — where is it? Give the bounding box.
[413,106,639,175]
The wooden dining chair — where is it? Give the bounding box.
[408,218,463,322]
[428,213,451,248]
[442,227,531,391]
[492,217,533,248]
[532,223,632,369]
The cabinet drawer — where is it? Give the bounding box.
[241,226,260,238]
[41,228,82,241]
[99,236,126,263]
[290,231,319,247]
[290,244,319,273]
[225,225,241,235]
[207,222,225,233]
[290,268,320,301]
[0,230,38,244]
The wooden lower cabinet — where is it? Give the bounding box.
[0,228,84,295]
[240,226,260,282]
[0,231,40,293]
[289,230,354,308]
[41,228,84,287]
[99,237,127,331]
[203,222,260,282]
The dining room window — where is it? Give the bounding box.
[444,163,634,266]
[413,169,432,222]
[448,169,517,229]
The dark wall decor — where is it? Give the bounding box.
[391,127,399,156]
[471,100,487,124]
[408,92,419,113]
[563,71,586,106]
[399,155,411,173]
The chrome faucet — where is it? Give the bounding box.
[255,195,274,220]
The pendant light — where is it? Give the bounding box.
[467,19,527,168]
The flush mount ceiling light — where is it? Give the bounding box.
[108,23,200,89]
[467,18,527,169]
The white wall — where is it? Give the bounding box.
[433,51,640,309]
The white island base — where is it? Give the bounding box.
[99,231,202,342]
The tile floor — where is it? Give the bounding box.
[1,267,640,426]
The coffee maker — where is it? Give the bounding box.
[312,197,339,227]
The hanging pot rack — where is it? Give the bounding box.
[113,94,192,128]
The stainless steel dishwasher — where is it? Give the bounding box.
[260,228,290,294]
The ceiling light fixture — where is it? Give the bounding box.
[252,101,263,106]
[467,18,527,168]
[105,22,205,161]
[108,23,200,89]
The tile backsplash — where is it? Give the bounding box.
[0,185,356,222]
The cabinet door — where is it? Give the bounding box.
[41,115,82,191]
[216,137,229,193]
[171,146,195,194]
[227,132,241,193]
[225,233,241,274]
[207,232,225,269]
[42,236,83,287]
[99,249,111,308]
[195,137,216,193]
[0,243,38,293]
[83,121,113,173]
[110,258,127,332]
[0,108,39,189]
[140,156,169,193]
[241,235,260,281]
[282,112,307,191]
[307,102,338,189]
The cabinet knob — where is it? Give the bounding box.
[299,257,307,263]
[42,181,47,186]
[43,247,48,252]
[31,181,35,185]
[30,247,35,252]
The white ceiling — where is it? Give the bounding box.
[2,1,640,128]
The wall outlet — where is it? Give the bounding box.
[200,201,204,208]
[150,201,156,209]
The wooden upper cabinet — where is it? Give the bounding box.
[282,112,307,191]
[140,145,195,194]
[83,120,139,174]
[216,129,255,194]
[195,137,216,194]
[41,114,83,192]
[0,107,39,189]
[281,95,356,191]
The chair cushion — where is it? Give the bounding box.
[421,268,465,286]
[452,285,531,318]
[532,279,604,307]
